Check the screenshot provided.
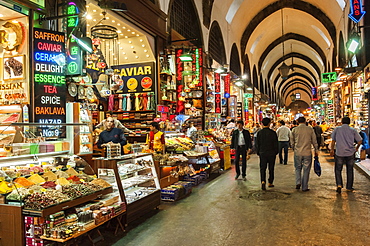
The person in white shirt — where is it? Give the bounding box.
[186,122,197,138]
[276,120,291,165]
[95,111,134,134]
[226,119,236,135]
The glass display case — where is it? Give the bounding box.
[95,153,161,223]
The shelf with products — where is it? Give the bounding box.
[0,152,122,245]
[66,102,93,155]
[94,153,160,223]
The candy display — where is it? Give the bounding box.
[165,137,194,152]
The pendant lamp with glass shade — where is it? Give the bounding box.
[278,9,290,80]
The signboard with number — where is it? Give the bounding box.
[33,28,66,138]
[321,72,337,83]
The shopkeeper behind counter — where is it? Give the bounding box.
[95,111,134,134]
[146,122,165,154]
[97,117,127,149]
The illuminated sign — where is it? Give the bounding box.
[175,49,183,83]
[66,2,82,75]
[312,87,318,100]
[215,73,220,93]
[112,62,155,93]
[33,28,66,138]
[295,93,301,99]
[349,0,366,23]
[321,72,337,83]
[215,94,221,113]
[224,74,230,98]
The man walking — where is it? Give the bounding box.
[255,118,279,190]
[290,117,319,191]
[231,120,252,181]
[312,121,323,150]
[276,120,291,165]
[330,117,362,193]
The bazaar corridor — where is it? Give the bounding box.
[96,150,370,246]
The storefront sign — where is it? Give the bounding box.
[175,49,183,84]
[215,94,221,113]
[215,73,220,93]
[224,74,230,98]
[312,87,318,100]
[321,72,337,83]
[66,2,82,75]
[112,62,155,93]
[33,28,66,137]
[245,93,253,98]
[195,48,203,87]
[349,0,365,23]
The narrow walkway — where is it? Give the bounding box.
[108,150,370,246]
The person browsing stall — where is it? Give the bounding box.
[96,117,127,149]
[230,120,252,181]
[146,122,165,154]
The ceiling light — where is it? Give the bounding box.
[146,55,150,57]
[86,15,92,19]
[246,87,253,91]
[139,39,143,42]
[127,29,131,32]
[112,20,115,23]
[142,44,145,47]
[93,9,96,12]
[117,23,120,26]
[215,67,227,73]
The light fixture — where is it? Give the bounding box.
[215,67,227,73]
[179,53,193,62]
[235,81,244,87]
[246,87,253,91]
[91,11,118,39]
[347,33,360,53]
[278,8,291,79]
[71,34,93,53]
[98,0,127,12]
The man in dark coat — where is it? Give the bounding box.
[255,118,279,190]
[231,120,252,181]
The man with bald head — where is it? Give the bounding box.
[97,117,127,149]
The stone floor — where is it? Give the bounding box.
[91,150,370,246]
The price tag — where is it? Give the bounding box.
[0,177,4,181]
[30,164,35,167]
[40,188,47,192]
[66,165,71,168]
[30,171,34,175]
[80,179,84,183]
[93,174,97,179]
[16,172,21,177]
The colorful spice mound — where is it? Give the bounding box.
[41,181,56,189]
[90,178,111,188]
[28,174,45,184]
[14,177,35,187]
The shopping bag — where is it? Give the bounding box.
[314,156,321,177]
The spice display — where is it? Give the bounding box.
[67,175,82,184]
[41,181,57,189]
[65,167,78,176]
[84,183,103,192]
[17,169,31,176]
[14,177,35,187]
[72,183,95,196]
[30,166,44,173]
[56,177,70,186]
[28,174,46,184]
[4,170,16,178]
[0,180,12,194]
[6,187,30,200]
[76,173,94,182]
[42,171,57,181]
[90,178,111,188]
[24,190,69,210]
[61,185,83,199]
[55,170,69,179]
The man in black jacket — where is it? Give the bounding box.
[231,120,252,181]
[256,118,279,190]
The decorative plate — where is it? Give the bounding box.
[82,74,92,84]
[68,83,78,97]
[194,90,203,98]
[78,85,85,97]
[86,87,94,99]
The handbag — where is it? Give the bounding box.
[314,156,321,176]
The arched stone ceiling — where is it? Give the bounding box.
[210,0,345,107]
